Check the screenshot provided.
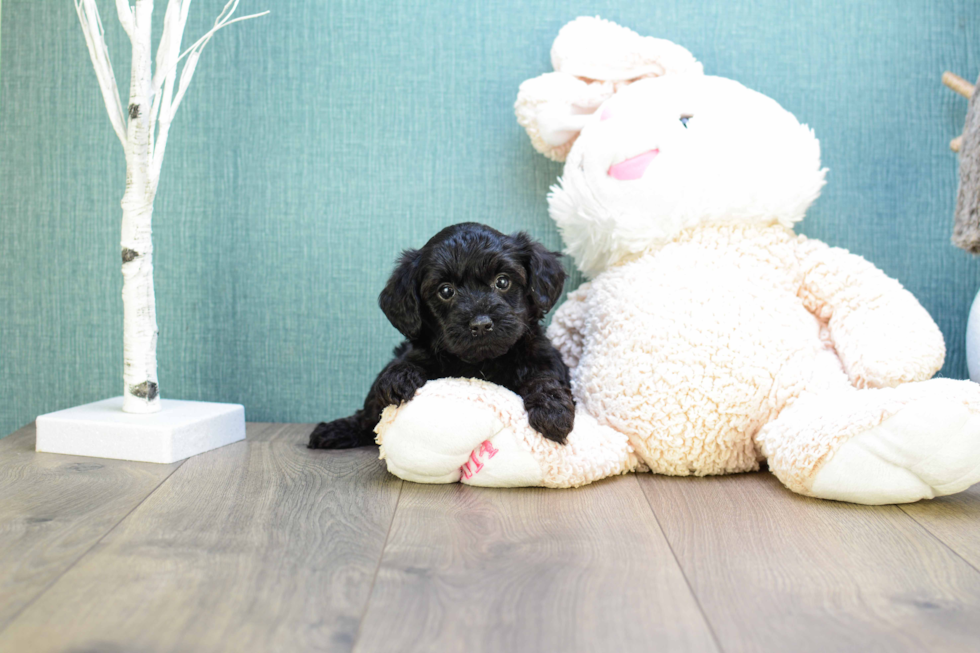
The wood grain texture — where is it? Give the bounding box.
[245,422,316,444]
[638,471,980,652]
[900,485,980,571]
[0,424,401,653]
[0,423,180,633]
[355,475,718,653]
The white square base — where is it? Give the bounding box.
[36,397,246,464]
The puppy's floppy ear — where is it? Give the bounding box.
[512,232,566,317]
[378,249,423,339]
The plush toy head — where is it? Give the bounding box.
[516,18,827,277]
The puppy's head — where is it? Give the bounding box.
[378,223,566,363]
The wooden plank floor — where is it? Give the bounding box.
[0,424,181,632]
[0,423,979,652]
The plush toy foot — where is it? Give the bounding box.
[809,395,980,504]
[761,379,980,505]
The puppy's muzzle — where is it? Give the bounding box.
[469,315,493,337]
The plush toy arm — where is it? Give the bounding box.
[796,238,945,388]
[546,282,592,370]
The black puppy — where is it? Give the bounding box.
[309,222,575,449]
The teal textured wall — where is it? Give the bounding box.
[2,1,980,437]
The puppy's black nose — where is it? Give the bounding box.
[469,315,493,336]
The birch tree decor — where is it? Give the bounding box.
[35,1,267,464]
[79,0,267,413]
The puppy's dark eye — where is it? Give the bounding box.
[438,284,455,301]
[494,275,510,291]
[680,114,692,128]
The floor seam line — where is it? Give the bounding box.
[0,458,187,636]
[350,478,404,653]
[635,475,727,653]
[896,503,980,576]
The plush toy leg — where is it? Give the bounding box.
[758,379,980,505]
[375,381,545,487]
[374,378,639,488]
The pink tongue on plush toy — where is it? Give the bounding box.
[608,149,659,180]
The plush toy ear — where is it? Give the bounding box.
[512,232,566,318]
[515,72,615,162]
[378,249,423,339]
[550,16,703,81]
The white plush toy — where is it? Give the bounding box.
[376,17,980,504]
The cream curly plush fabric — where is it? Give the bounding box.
[375,17,980,504]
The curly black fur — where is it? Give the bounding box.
[309,222,575,449]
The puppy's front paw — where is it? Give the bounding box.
[523,385,575,444]
[308,417,374,449]
[376,365,426,406]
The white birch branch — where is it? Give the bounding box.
[75,0,128,148]
[149,0,190,188]
[151,0,268,96]
[115,0,135,40]
[168,11,271,115]
[149,0,188,125]
[150,0,268,184]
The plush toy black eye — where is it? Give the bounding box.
[680,114,692,128]
[438,284,455,300]
[494,274,511,291]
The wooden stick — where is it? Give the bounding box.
[944,71,975,99]
[952,135,964,153]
